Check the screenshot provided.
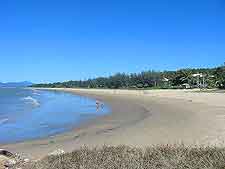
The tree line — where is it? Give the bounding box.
[32,63,225,89]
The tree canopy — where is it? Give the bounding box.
[32,64,225,89]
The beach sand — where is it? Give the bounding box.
[1,88,225,159]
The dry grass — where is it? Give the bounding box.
[13,145,225,169]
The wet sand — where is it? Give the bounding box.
[1,88,225,159]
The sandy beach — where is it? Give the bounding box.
[1,88,225,159]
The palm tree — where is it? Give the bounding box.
[173,69,193,87]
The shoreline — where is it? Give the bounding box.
[1,88,225,159]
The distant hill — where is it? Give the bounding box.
[0,81,33,87]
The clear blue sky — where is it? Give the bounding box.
[0,0,224,83]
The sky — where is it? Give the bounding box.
[0,0,225,83]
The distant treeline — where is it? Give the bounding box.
[32,64,225,89]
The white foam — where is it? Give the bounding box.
[23,96,40,107]
[0,118,9,125]
[33,92,41,96]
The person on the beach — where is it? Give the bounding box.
[96,100,104,110]
[96,100,100,110]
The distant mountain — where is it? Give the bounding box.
[0,81,33,87]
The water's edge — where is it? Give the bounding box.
[0,88,110,144]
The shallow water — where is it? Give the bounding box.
[0,88,109,143]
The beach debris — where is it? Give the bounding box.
[0,155,16,169]
[23,159,30,163]
[4,159,16,168]
[49,149,65,156]
[0,150,13,157]
[0,149,31,169]
[0,155,10,169]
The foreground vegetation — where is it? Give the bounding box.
[32,63,225,89]
[13,145,225,169]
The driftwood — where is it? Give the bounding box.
[0,149,13,157]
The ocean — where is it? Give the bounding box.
[0,88,109,143]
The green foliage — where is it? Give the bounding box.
[31,64,225,89]
[214,65,225,89]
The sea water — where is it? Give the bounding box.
[0,88,109,143]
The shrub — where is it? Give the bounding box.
[13,145,225,169]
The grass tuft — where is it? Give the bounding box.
[13,145,225,169]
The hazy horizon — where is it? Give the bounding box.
[0,64,223,84]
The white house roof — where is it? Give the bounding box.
[162,77,169,82]
[192,73,203,77]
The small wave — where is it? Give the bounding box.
[30,88,41,95]
[0,118,9,125]
[23,96,40,107]
[40,123,49,128]
[33,92,41,96]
